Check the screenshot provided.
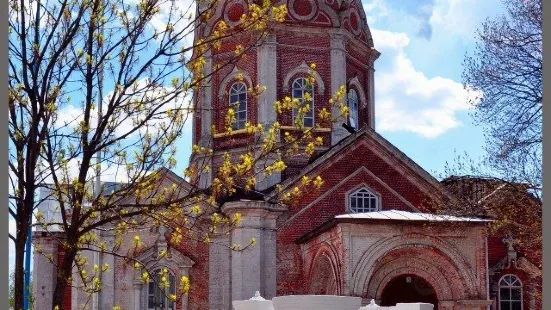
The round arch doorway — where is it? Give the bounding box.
[380,274,438,310]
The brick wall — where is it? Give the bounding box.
[275,136,438,296]
[172,231,210,310]
[490,267,540,310]
[201,26,376,177]
[487,236,542,310]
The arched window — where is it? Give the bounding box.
[499,275,523,310]
[292,78,314,127]
[348,89,359,128]
[229,82,247,130]
[348,187,380,213]
[148,268,176,310]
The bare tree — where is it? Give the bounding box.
[451,2,543,298]
[462,0,542,188]
[453,0,542,273]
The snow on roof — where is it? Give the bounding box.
[335,210,491,223]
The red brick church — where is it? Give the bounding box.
[33,0,542,310]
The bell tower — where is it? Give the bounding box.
[189,0,380,190]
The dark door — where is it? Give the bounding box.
[380,274,438,310]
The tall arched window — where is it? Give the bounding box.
[347,89,359,128]
[148,268,176,310]
[348,187,380,213]
[229,82,247,130]
[292,78,314,127]
[499,275,523,310]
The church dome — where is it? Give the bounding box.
[279,0,373,46]
[204,0,374,47]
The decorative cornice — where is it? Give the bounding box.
[213,128,250,138]
[280,126,331,132]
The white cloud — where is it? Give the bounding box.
[371,29,410,50]
[363,0,390,24]
[125,0,196,59]
[9,0,48,29]
[49,80,193,186]
[40,156,131,184]
[372,29,481,138]
[55,79,191,138]
[429,0,504,40]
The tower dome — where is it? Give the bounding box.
[190,0,380,190]
[201,0,375,46]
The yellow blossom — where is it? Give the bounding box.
[232,212,242,224]
[313,176,324,188]
[141,272,150,283]
[133,235,142,248]
[211,213,221,224]
[318,108,331,120]
[305,142,316,155]
[180,276,190,294]
[190,204,202,214]
[234,44,244,56]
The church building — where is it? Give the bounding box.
[33,0,542,310]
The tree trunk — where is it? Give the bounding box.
[51,245,76,310]
[14,230,27,310]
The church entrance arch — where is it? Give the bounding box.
[380,274,438,310]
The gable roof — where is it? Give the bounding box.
[266,126,457,205]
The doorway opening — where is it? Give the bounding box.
[380,274,438,310]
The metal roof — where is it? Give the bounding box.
[335,209,491,222]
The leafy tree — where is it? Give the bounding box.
[462,0,542,189]
[8,0,349,309]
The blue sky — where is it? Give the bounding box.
[355,0,506,178]
[8,0,508,275]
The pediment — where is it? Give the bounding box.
[134,241,195,275]
[268,127,456,209]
